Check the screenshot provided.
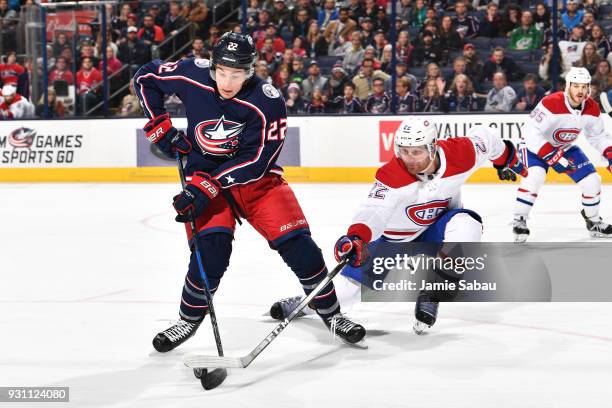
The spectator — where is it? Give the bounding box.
[138,14,165,46]
[478,2,501,38]
[443,74,479,112]
[305,21,328,58]
[575,42,602,74]
[380,44,394,73]
[258,23,287,54]
[562,0,584,31]
[99,46,123,76]
[372,30,387,61]
[77,43,99,69]
[410,0,427,27]
[124,13,139,36]
[463,43,483,83]
[112,4,132,34]
[0,0,17,51]
[329,62,349,99]
[360,17,375,47]
[202,26,222,56]
[164,1,187,36]
[397,0,412,22]
[147,4,165,27]
[0,84,34,119]
[539,43,564,84]
[559,25,587,74]
[509,11,543,51]
[395,62,418,93]
[533,3,550,32]
[485,72,516,112]
[514,73,546,112]
[412,31,441,66]
[318,0,338,30]
[590,24,611,59]
[330,82,362,113]
[592,60,612,92]
[439,15,463,51]
[363,46,380,69]
[76,56,102,114]
[273,64,292,94]
[416,77,445,112]
[186,37,205,59]
[500,4,521,37]
[306,88,327,113]
[51,33,70,59]
[347,0,365,21]
[49,57,74,86]
[582,11,596,38]
[290,57,307,83]
[302,60,329,100]
[119,82,143,117]
[183,0,209,37]
[364,77,390,113]
[259,37,279,67]
[363,0,378,21]
[286,82,306,114]
[416,61,442,94]
[271,0,291,30]
[291,37,306,58]
[396,30,414,66]
[255,60,272,83]
[483,47,522,81]
[253,10,272,41]
[325,7,357,47]
[342,31,365,73]
[374,5,390,33]
[352,57,390,100]
[35,87,66,118]
[291,0,317,28]
[396,77,417,113]
[0,51,25,87]
[118,26,151,71]
[543,18,570,46]
[291,9,310,40]
[444,56,477,90]
[453,0,479,40]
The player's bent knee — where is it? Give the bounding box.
[189,232,233,280]
[276,233,325,278]
[444,212,483,242]
[522,166,546,190]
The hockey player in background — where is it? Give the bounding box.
[513,67,612,242]
[133,32,365,352]
[270,118,528,334]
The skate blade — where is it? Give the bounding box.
[337,337,368,349]
[514,233,528,243]
[413,321,431,335]
[589,231,612,238]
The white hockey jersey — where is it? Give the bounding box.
[0,94,35,119]
[346,126,507,243]
[523,91,612,157]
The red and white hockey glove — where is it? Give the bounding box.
[334,235,368,267]
[538,143,576,174]
[492,140,528,181]
[604,147,612,173]
[172,172,220,223]
[143,113,192,159]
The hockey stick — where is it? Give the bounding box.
[176,154,227,390]
[183,258,349,369]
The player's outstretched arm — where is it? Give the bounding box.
[132,59,187,119]
[466,125,528,180]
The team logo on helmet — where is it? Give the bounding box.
[8,127,36,148]
[552,128,580,144]
[406,199,451,226]
[194,116,245,156]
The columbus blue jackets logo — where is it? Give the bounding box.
[194,115,245,156]
[406,199,451,226]
[8,127,36,148]
[552,128,580,144]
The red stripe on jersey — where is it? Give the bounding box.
[582,97,601,117]
[383,230,418,236]
[541,92,570,114]
[375,157,417,189]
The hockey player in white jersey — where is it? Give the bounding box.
[513,67,612,242]
[269,117,528,334]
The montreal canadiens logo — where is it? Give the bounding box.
[8,127,36,149]
[406,199,451,226]
[552,128,580,144]
[194,115,245,156]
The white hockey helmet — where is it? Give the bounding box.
[565,67,592,97]
[394,117,438,158]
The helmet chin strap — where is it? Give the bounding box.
[416,150,438,180]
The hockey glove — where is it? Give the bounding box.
[334,235,369,267]
[492,140,528,181]
[143,113,192,159]
[604,147,612,173]
[172,172,220,223]
[538,143,576,174]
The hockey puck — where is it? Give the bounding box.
[199,368,228,390]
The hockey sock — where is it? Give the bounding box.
[514,166,546,218]
[277,234,341,319]
[179,232,233,321]
[578,172,602,219]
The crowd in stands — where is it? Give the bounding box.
[2,0,612,118]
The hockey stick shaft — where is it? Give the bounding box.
[176,154,224,357]
[184,258,349,369]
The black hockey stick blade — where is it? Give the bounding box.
[199,368,228,390]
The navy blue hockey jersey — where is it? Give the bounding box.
[133,58,287,188]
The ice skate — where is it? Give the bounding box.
[269,295,307,320]
[582,210,612,238]
[325,313,367,348]
[413,292,439,335]
[152,317,202,353]
[512,215,530,243]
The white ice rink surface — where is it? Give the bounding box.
[2,182,612,408]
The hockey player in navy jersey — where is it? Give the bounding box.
[133,32,366,352]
